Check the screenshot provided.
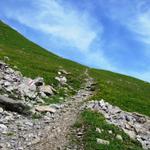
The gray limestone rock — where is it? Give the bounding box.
[96,138,110,145]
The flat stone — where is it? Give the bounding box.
[35,106,56,113]
[31,137,40,145]
[0,107,3,113]
[37,98,45,104]
[77,132,83,136]
[96,127,102,133]
[116,134,123,141]
[39,85,54,96]
[108,130,113,134]
[96,138,110,145]
[55,76,67,85]
[0,143,7,150]
[0,124,8,133]
[59,69,69,75]
[18,147,24,150]
[25,121,33,127]
[49,104,63,109]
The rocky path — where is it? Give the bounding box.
[0,76,94,150]
[0,61,95,150]
[31,77,94,150]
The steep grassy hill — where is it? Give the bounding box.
[90,69,150,116]
[0,21,87,100]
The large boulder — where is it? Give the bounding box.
[0,95,29,114]
[18,78,37,99]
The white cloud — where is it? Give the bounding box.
[3,0,102,52]
[129,11,150,44]
[104,0,150,46]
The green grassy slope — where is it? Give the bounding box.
[90,69,150,116]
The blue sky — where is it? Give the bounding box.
[0,0,150,81]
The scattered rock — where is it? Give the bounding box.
[37,98,45,104]
[31,137,40,145]
[123,129,136,140]
[0,124,8,134]
[4,56,10,62]
[0,107,3,113]
[116,134,123,141]
[0,61,55,102]
[0,143,7,150]
[96,138,110,145]
[96,127,102,134]
[25,121,33,127]
[49,104,63,109]
[35,106,56,113]
[77,132,83,136]
[18,78,37,99]
[59,69,69,75]
[58,71,61,75]
[18,147,24,150]
[87,100,150,150]
[108,130,113,134]
[34,77,44,86]
[55,76,67,85]
[39,85,54,96]
[0,95,29,114]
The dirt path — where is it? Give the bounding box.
[31,75,94,150]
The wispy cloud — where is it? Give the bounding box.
[1,0,115,71]
[129,11,150,45]
[104,0,150,46]
[2,0,101,52]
